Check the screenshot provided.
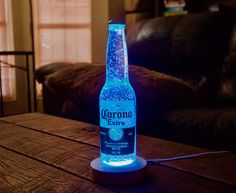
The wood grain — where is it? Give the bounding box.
[0,129,235,193]
[138,135,236,186]
[0,113,100,145]
[1,113,236,185]
[0,147,116,193]
[0,113,235,193]
[0,121,98,180]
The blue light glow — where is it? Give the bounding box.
[99,22,136,167]
[108,23,125,31]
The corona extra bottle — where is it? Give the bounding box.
[99,21,136,167]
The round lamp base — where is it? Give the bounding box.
[90,156,147,185]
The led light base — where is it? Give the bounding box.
[90,156,147,185]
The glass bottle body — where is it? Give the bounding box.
[99,22,136,167]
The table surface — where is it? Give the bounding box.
[0,113,235,193]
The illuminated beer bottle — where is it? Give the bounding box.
[99,21,136,167]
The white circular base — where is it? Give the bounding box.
[90,156,147,185]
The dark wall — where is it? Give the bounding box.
[186,0,236,13]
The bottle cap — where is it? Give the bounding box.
[108,20,125,25]
[108,20,126,30]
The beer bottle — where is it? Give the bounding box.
[99,21,136,166]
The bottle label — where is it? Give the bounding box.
[100,100,136,155]
[100,127,134,155]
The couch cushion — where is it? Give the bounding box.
[161,107,236,152]
[127,12,235,101]
[216,23,236,106]
[44,63,199,133]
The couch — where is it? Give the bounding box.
[36,7,236,152]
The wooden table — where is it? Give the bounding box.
[0,113,235,193]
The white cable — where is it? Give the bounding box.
[146,151,231,164]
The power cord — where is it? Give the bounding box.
[146,151,230,164]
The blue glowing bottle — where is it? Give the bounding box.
[99,21,136,167]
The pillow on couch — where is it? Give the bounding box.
[45,63,199,133]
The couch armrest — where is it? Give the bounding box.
[35,62,75,83]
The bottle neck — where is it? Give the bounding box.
[106,24,129,83]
